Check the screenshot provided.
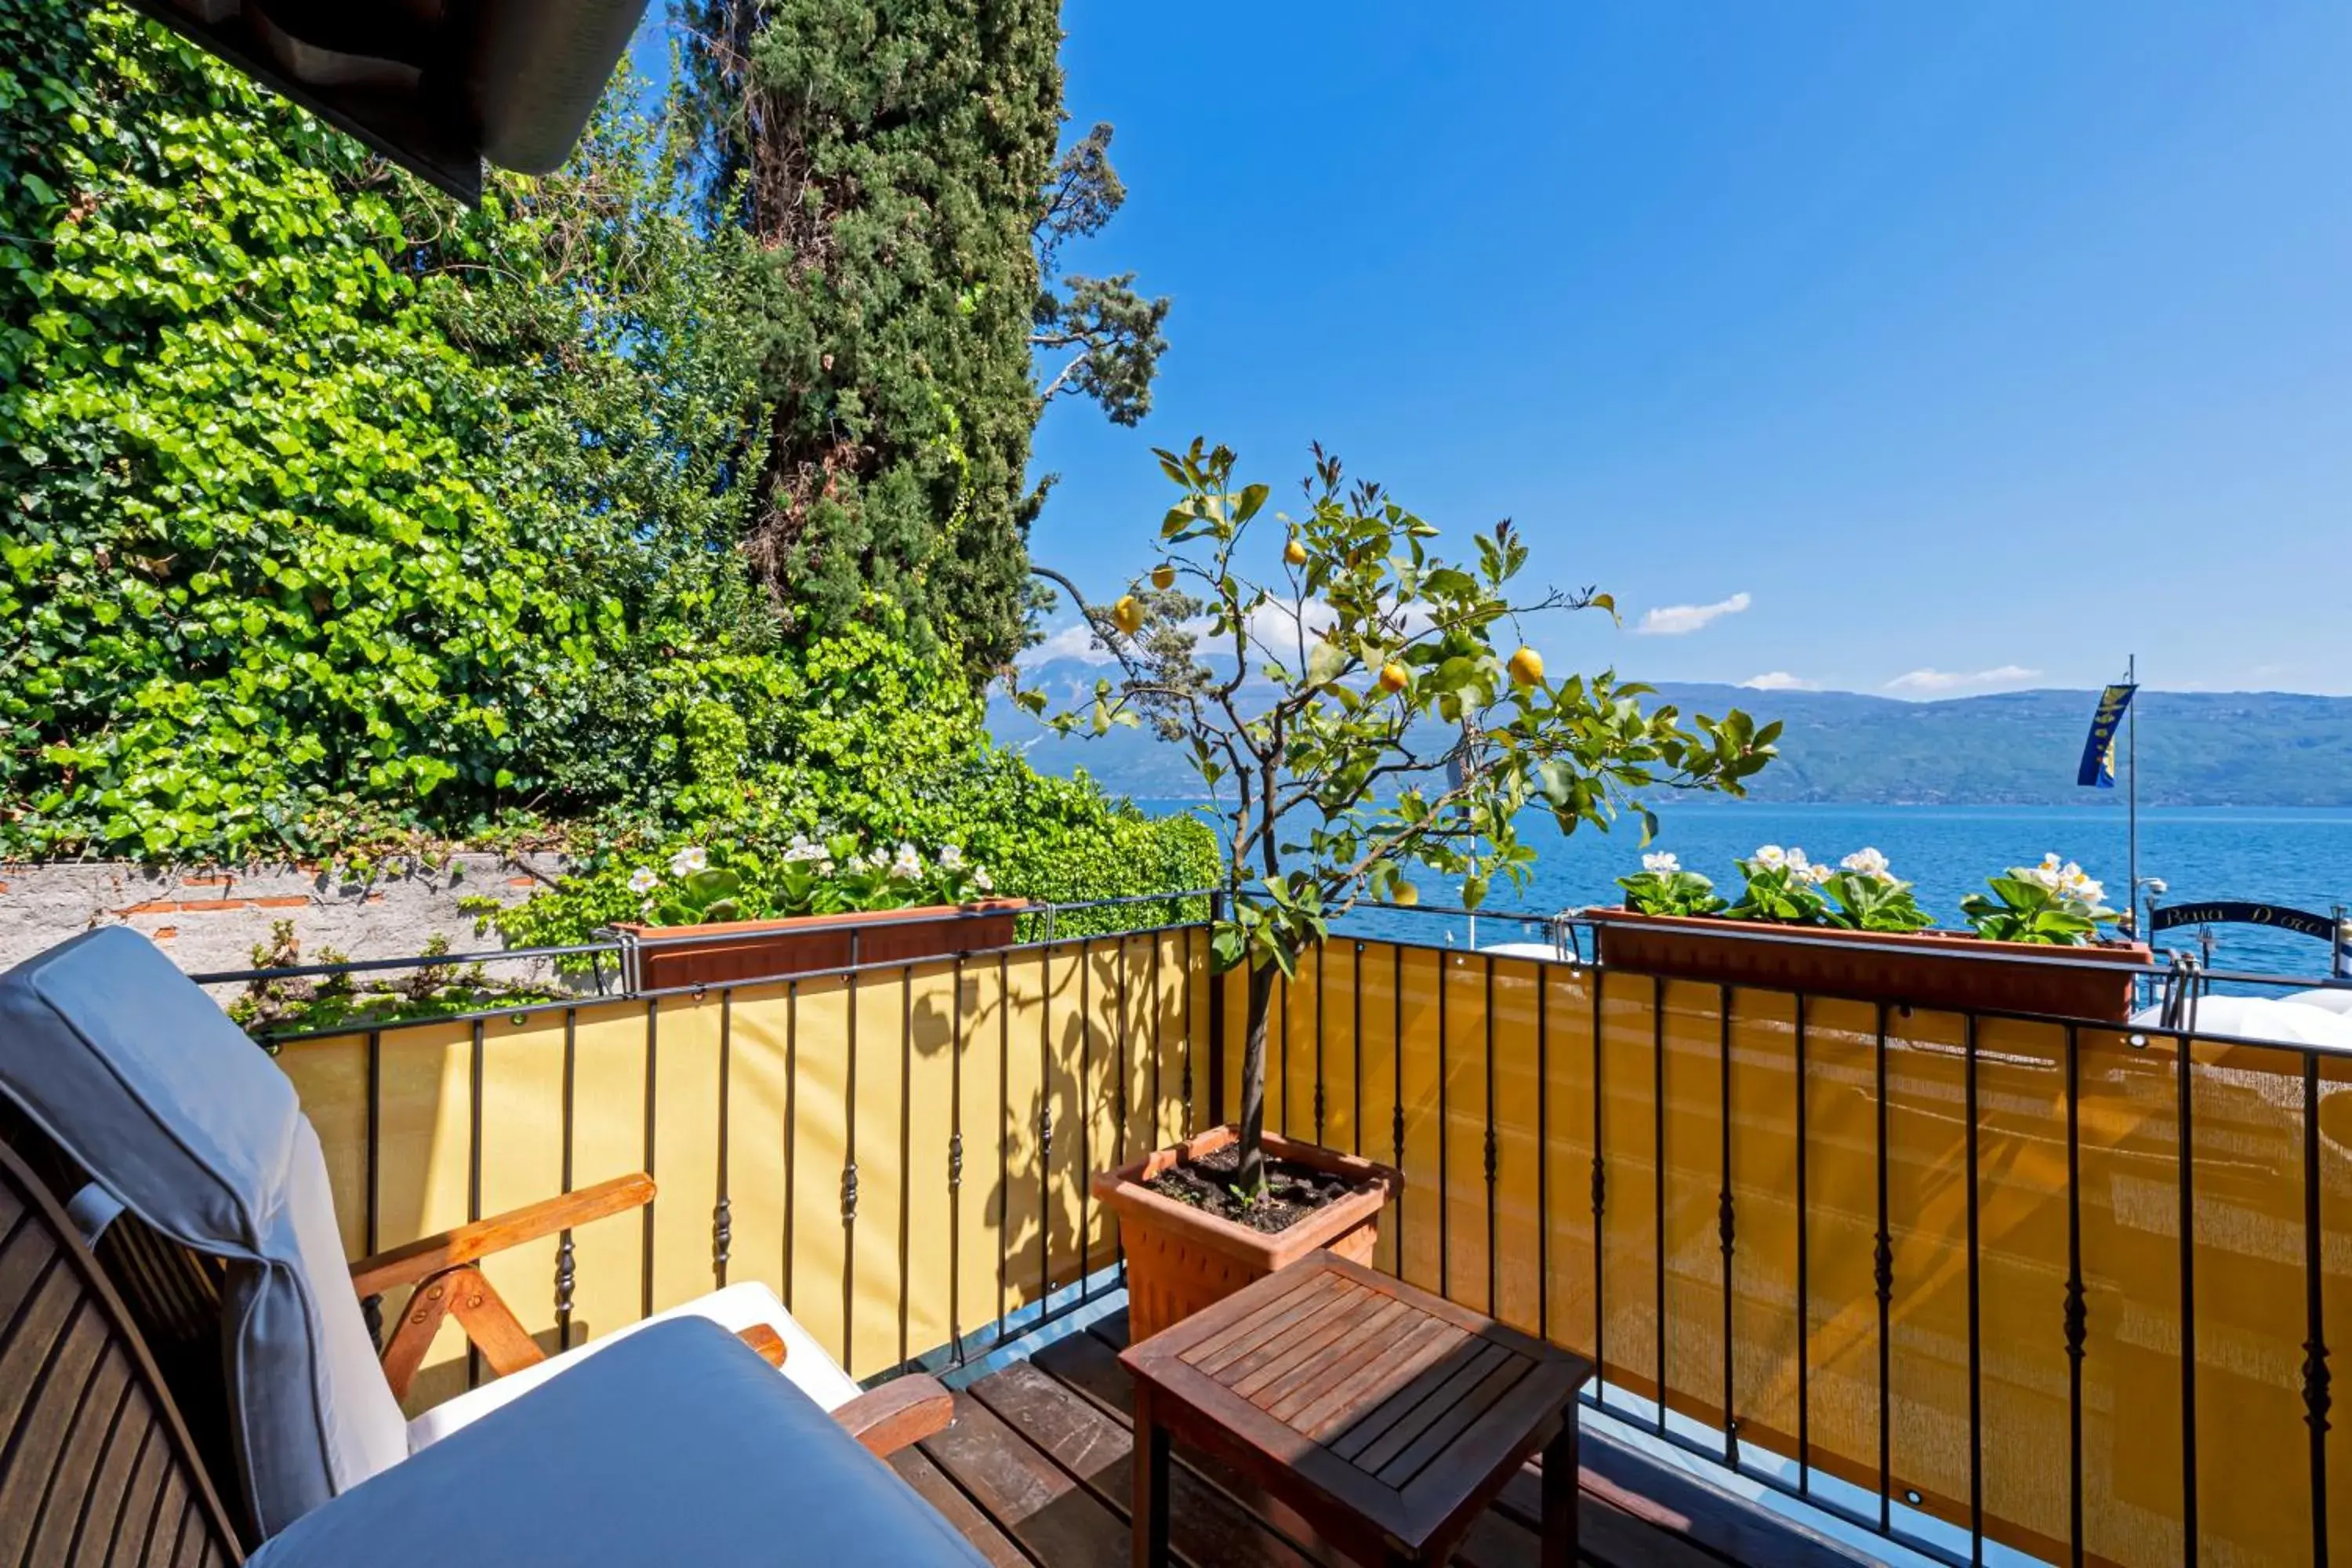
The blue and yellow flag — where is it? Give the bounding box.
[2076,684,2136,787]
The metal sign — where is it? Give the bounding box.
[2149,901,2339,942]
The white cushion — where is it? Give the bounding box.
[405,1282,862,1451]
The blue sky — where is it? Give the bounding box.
[1016,2,2352,699]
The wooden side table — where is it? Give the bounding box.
[1120,1250,1592,1567]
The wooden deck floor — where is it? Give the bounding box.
[889,1307,1878,1568]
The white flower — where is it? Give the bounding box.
[1753,845,1788,870]
[818,858,837,877]
[974,868,994,894]
[1785,847,1811,871]
[1802,862,1835,885]
[668,845,708,877]
[1841,847,1890,879]
[2072,877,2107,907]
[1642,851,1680,875]
[627,867,661,895]
[888,842,924,880]
[938,844,966,872]
[782,834,826,864]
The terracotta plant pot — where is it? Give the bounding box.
[1093,1125,1403,1344]
[1585,908,2151,1024]
[613,899,1027,991]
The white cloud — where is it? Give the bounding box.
[1636,591,1751,637]
[1884,664,2042,693]
[1016,621,1115,670]
[1740,671,1818,691]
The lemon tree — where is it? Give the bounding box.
[1027,440,1777,1192]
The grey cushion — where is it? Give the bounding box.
[0,928,408,1536]
[249,1318,991,1567]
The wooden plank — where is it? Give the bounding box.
[1257,1297,1412,1420]
[888,1446,1031,1568]
[918,1392,1133,1566]
[1331,1339,1512,1465]
[1175,1272,1343,1373]
[1230,1291,1392,1405]
[968,1359,1319,1568]
[1291,1316,1466,1440]
[1210,1283,1369,1392]
[1526,1433,1878,1568]
[1489,1467,1725,1568]
[1371,1352,1532,1486]
[1049,1322,1349,1566]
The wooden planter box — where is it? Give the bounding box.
[613,899,1026,992]
[1093,1125,1402,1344]
[1586,908,2151,1024]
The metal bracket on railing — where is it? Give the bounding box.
[949,1132,964,1190]
[712,1198,731,1276]
[2158,951,2208,1033]
[840,1163,858,1224]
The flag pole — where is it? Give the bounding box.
[2127,652,2140,938]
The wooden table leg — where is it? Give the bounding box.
[1134,1384,1172,1568]
[1541,1414,1580,1566]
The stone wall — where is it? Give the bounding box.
[0,854,575,985]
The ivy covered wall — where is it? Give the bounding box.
[0,4,1211,928]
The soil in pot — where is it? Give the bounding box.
[1144,1142,1369,1236]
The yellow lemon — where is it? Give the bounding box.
[1508,646,1544,688]
[1377,662,1410,695]
[1150,563,1177,590]
[1283,537,1308,568]
[1110,595,1144,636]
[1391,880,1420,908]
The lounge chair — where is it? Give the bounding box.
[0,1120,990,1566]
[0,927,964,1552]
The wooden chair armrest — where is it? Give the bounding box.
[350,1172,655,1298]
[830,1374,953,1457]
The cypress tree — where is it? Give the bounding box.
[683,0,1165,681]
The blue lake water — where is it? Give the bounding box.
[1138,801,2352,981]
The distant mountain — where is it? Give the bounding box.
[988,668,2352,808]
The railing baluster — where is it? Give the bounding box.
[997,950,1011,1340]
[2304,1055,2332,1568]
[1285,967,1296,1138]
[1795,993,1809,1498]
[1719,983,1737,1468]
[1149,936,1163,1153]
[898,963,914,1369]
[1078,937,1091,1302]
[1653,973,1667,1439]
[1392,944,1406,1279]
[1485,956,1498,1316]
[469,1018,485,1389]
[1965,1013,1983,1566]
[1875,1002,1893,1534]
[2064,1024,2087,1568]
[1353,941,1366,1158]
[1537,964,1550,1345]
[783,981,798,1312]
[1592,967,1606,1401]
[2177,1030,2199,1566]
[556,1008,575,1351]
[841,943,858,1374]
[949,954,965,1368]
[642,999,659,1324]
[1438,951,1451,1299]
[1039,943,1054,1308]
[714,988,732,1289]
[1315,945,1327,1145]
